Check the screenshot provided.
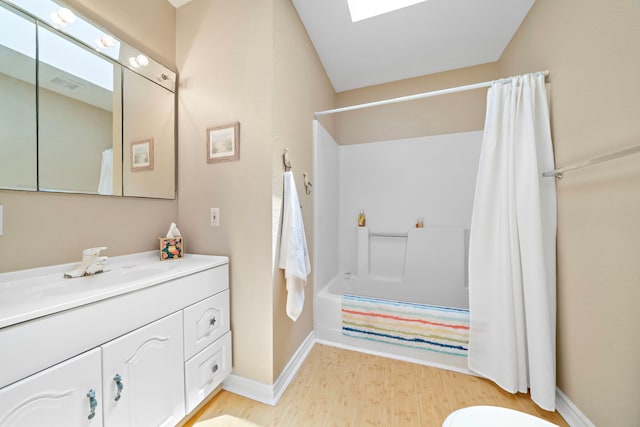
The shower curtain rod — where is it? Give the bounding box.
[314,70,550,116]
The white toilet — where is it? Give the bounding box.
[442,405,559,427]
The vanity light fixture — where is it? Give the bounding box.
[50,7,76,27]
[128,54,149,68]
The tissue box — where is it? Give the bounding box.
[159,237,184,260]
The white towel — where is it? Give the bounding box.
[279,171,311,321]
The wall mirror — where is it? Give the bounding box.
[0,0,176,199]
[0,3,37,191]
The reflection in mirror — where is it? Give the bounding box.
[0,3,37,191]
[123,68,175,199]
[0,0,176,198]
[37,24,122,195]
[9,0,122,62]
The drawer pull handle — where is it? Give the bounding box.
[113,373,124,401]
[87,389,97,420]
[209,317,216,326]
[212,364,219,373]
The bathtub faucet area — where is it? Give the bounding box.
[64,247,110,278]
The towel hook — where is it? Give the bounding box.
[303,173,312,195]
[283,149,292,172]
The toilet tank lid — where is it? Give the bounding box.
[442,405,559,427]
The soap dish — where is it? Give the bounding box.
[159,237,184,260]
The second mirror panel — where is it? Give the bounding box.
[38,24,122,195]
[122,68,175,199]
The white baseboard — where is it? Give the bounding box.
[556,388,596,427]
[222,331,315,406]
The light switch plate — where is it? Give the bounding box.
[210,207,220,227]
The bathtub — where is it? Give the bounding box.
[314,274,472,373]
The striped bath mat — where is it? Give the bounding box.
[342,294,469,357]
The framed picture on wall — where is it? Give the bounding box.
[131,139,154,171]
[207,122,240,163]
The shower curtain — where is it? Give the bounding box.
[468,72,557,410]
[97,148,113,195]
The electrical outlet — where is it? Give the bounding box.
[210,208,220,227]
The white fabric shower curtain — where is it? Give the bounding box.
[468,72,557,410]
[97,148,113,195]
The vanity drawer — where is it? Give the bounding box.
[184,331,232,414]
[183,290,230,359]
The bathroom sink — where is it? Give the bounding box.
[0,251,229,329]
[0,278,75,301]
[0,263,176,301]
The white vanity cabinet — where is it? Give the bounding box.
[0,253,231,427]
[0,349,103,427]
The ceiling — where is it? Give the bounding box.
[291,0,535,92]
[167,0,535,93]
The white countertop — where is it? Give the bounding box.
[0,252,228,329]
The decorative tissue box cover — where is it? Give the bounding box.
[159,237,184,260]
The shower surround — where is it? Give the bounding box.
[313,121,481,371]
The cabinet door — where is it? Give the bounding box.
[0,348,102,427]
[101,312,185,427]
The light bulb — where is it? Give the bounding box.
[135,55,149,66]
[96,35,116,49]
[57,8,76,24]
[50,11,65,27]
[128,57,140,68]
[50,8,76,27]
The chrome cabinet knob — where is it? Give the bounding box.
[114,373,124,401]
[87,389,97,419]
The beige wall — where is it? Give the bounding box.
[177,0,335,384]
[271,0,335,380]
[335,63,498,144]
[0,1,177,273]
[176,0,275,384]
[499,1,640,425]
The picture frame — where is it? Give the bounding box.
[131,139,154,171]
[207,122,239,163]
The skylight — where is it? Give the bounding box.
[347,0,428,22]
